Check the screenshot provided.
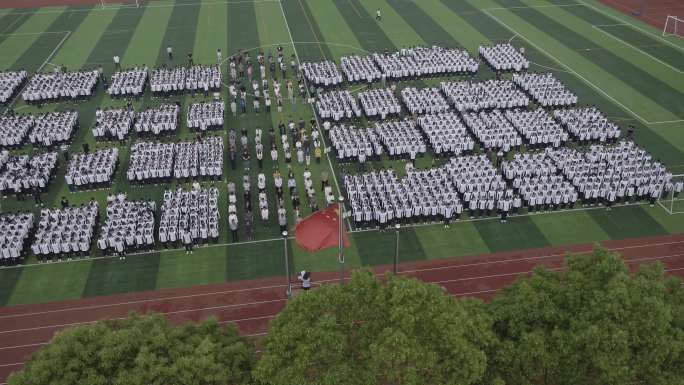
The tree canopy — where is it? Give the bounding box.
[253,270,495,385]
[486,247,684,385]
[8,313,255,385]
[8,248,684,385]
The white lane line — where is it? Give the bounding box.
[0,251,680,348]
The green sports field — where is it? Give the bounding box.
[0,0,683,307]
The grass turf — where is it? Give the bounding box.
[0,0,682,306]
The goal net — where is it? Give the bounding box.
[663,15,684,37]
[658,174,684,214]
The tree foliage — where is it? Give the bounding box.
[253,270,495,385]
[8,313,255,385]
[486,247,684,385]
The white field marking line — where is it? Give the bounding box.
[352,200,652,233]
[12,0,282,15]
[648,119,684,125]
[278,0,351,232]
[591,24,684,73]
[7,30,71,109]
[3,236,682,322]
[0,30,72,36]
[0,201,664,270]
[482,9,682,126]
[593,23,628,27]
[0,250,680,340]
[576,0,684,53]
[0,363,22,368]
[530,61,570,73]
[508,33,518,44]
[483,3,584,11]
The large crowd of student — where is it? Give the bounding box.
[1,42,680,261]
[0,70,28,103]
[22,70,98,102]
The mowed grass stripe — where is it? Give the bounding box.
[599,24,683,72]
[0,8,37,45]
[262,1,364,272]
[281,0,332,61]
[0,7,115,304]
[121,3,174,66]
[586,204,668,239]
[357,0,423,47]
[304,0,365,60]
[528,0,683,88]
[415,223,490,260]
[0,8,64,69]
[155,1,226,290]
[415,0,489,52]
[471,0,684,162]
[225,1,285,280]
[11,6,92,72]
[81,7,154,298]
[192,0,228,63]
[49,7,116,69]
[498,0,684,119]
[531,209,611,246]
[0,268,23,307]
[154,0,201,66]
[332,0,395,52]
[473,215,551,252]
[7,261,93,305]
[368,1,549,257]
[385,0,455,47]
[555,2,684,72]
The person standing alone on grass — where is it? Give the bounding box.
[167,45,173,60]
[376,9,381,21]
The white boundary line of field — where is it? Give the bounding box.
[278,0,351,232]
[576,0,684,53]
[3,30,71,111]
[482,9,684,126]
[0,199,668,271]
[5,0,282,15]
[591,24,683,73]
[0,249,680,336]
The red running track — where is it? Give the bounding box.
[0,233,683,383]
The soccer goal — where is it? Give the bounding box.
[658,174,684,214]
[662,15,684,37]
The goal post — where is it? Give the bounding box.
[663,15,683,37]
[657,174,684,215]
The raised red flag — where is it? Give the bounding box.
[294,203,350,252]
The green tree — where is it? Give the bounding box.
[486,247,684,385]
[254,270,495,385]
[8,313,255,385]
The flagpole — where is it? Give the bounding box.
[282,230,292,297]
[338,196,345,286]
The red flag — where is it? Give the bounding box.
[294,203,350,252]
